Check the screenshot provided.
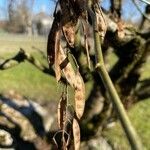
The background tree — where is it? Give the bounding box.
[6,0,35,34]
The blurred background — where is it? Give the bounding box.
[0,0,149,149]
[0,0,148,99]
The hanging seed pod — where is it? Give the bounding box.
[59,46,76,88]
[54,31,62,81]
[73,118,80,150]
[57,92,67,130]
[74,71,85,119]
[47,19,60,66]
[63,23,76,48]
[94,4,107,41]
[82,20,91,69]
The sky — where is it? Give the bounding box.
[0,0,56,19]
[0,0,146,22]
[33,0,55,14]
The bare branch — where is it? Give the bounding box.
[132,0,150,21]
[0,48,55,77]
[139,0,150,5]
[110,0,122,20]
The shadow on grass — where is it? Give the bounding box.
[0,95,53,149]
[0,111,36,150]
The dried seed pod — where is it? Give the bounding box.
[54,31,62,81]
[74,71,85,119]
[82,20,91,69]
[73,118,80,150]
[63,23,76,48]
[57,92,67,129]
[59,46,76,87]
[95,5,107,41]
[47,20,59,66]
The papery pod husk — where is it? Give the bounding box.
[54,30,62,81]
[94,4,107,41]
[74,71,85,119]
[57,92,67,129]
[73,118,80,150]
[47,19,59,66]
[59,46,76,88]
[82,20,91,69]
[59,47,85,119]
[63,23,76,48]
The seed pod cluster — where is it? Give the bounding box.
[47,0,107,149]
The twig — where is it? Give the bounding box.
[0,48,55,76]
[139,0,150,5]
[87,1,143,149]
[132,0,150,21]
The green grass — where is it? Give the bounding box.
[0,34,47,54]
[140,57,150,80]
[0,61,59,101]
[0,34,58,101]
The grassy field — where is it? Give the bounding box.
[0,34,58,101]
[0,34,150,149]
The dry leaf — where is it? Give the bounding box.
[73,118,80,150]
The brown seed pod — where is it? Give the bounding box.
[59,48,85,119]
[73,118,80,150]
[57,92,67,129]
[74,71,85,119]
[95,4,107,41]
[82,20,91,69]
[54,31,62,81]
[47,19,59,66]
[59,46,76,87]
[63,23,76,48]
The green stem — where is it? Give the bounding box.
[97,65,142,149]
[88,2,143,149]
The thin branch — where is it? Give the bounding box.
[0,48,55,76]
[132,0,150,21]
[88,1,143,149]
[139,0,150,5]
